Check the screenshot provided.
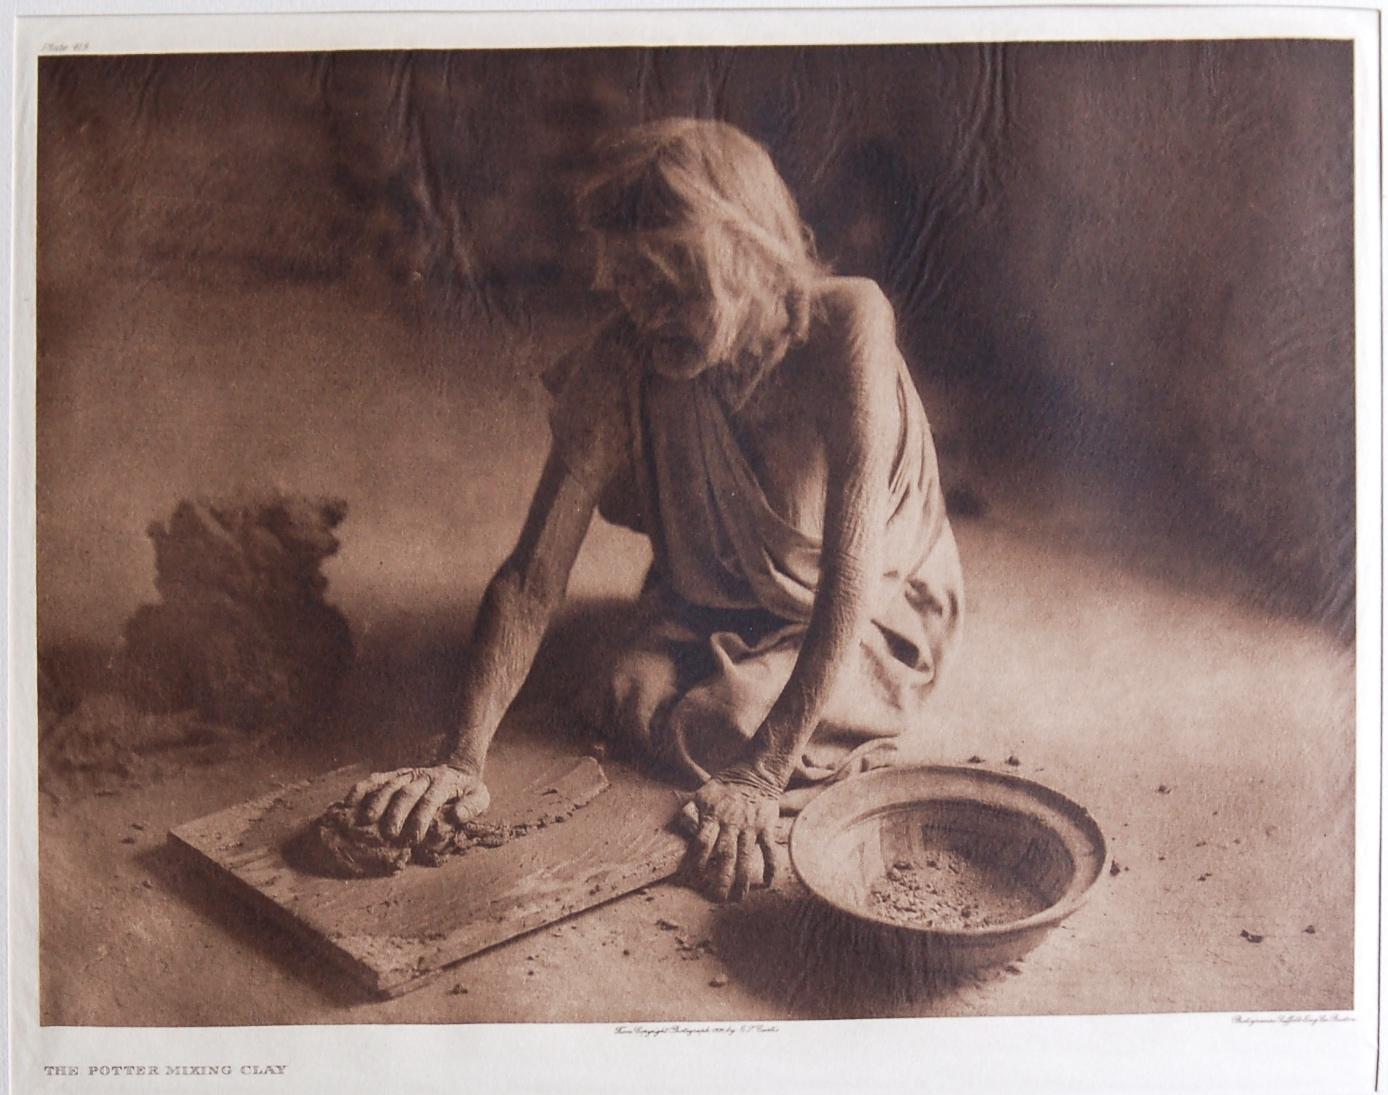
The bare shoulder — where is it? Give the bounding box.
[793,278,902,459]
[802,277,902,397]
[814,276,898,346]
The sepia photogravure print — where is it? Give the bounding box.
[11,8,1380,1092]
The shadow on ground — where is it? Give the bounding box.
[710,887,1009,1020]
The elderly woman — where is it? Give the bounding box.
[346,118,964,900]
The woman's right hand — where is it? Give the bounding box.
[344,765,491,846]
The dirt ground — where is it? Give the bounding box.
[35,278,1355,1024]
[37,518,1355,1025]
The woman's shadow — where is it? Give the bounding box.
[329,595,641,764]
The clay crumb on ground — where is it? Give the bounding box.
[1240,930,1265,944]
[1005,755,1021,767]
[965,755,984,764]
[865,852,1047,930]
[1304,925,1317,935]
[1156,785,1172,794]
[674,935,717,961]
[708,973,729,988]
[1109,860,1122,877]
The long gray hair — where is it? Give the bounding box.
[576,118,826,389]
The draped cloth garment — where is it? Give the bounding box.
[544,308,963,804]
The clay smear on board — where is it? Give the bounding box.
[867,851,1048,930]
[295,757,610,879]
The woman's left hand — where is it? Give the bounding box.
[681,774,785,901]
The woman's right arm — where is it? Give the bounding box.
[347,434,620,845]
[439,447,608,772]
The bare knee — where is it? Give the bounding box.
[606,647,680,750]
[663,684,766,782]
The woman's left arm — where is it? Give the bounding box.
[688,288,898,899]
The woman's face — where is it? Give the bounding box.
[596,235,721,380]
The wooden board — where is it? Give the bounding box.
[168,729,689,998]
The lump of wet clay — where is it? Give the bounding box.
[293,757,610,879]
[118,492,353,733]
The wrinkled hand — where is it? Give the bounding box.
[681,775,784,902]
[344,765,491,846]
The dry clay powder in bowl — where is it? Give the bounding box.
[867,851,1050,930]
[790,765,1108,970]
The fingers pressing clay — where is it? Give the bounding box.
[359,773,412,823]
[344,771,393,807]
[380,776,429,838]
[448,783,492,826]
[404,779,456,846]
[301,759,606,879]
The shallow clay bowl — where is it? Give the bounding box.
[789,765,1108,972]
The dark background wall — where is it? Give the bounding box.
[35,42,1355,644]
